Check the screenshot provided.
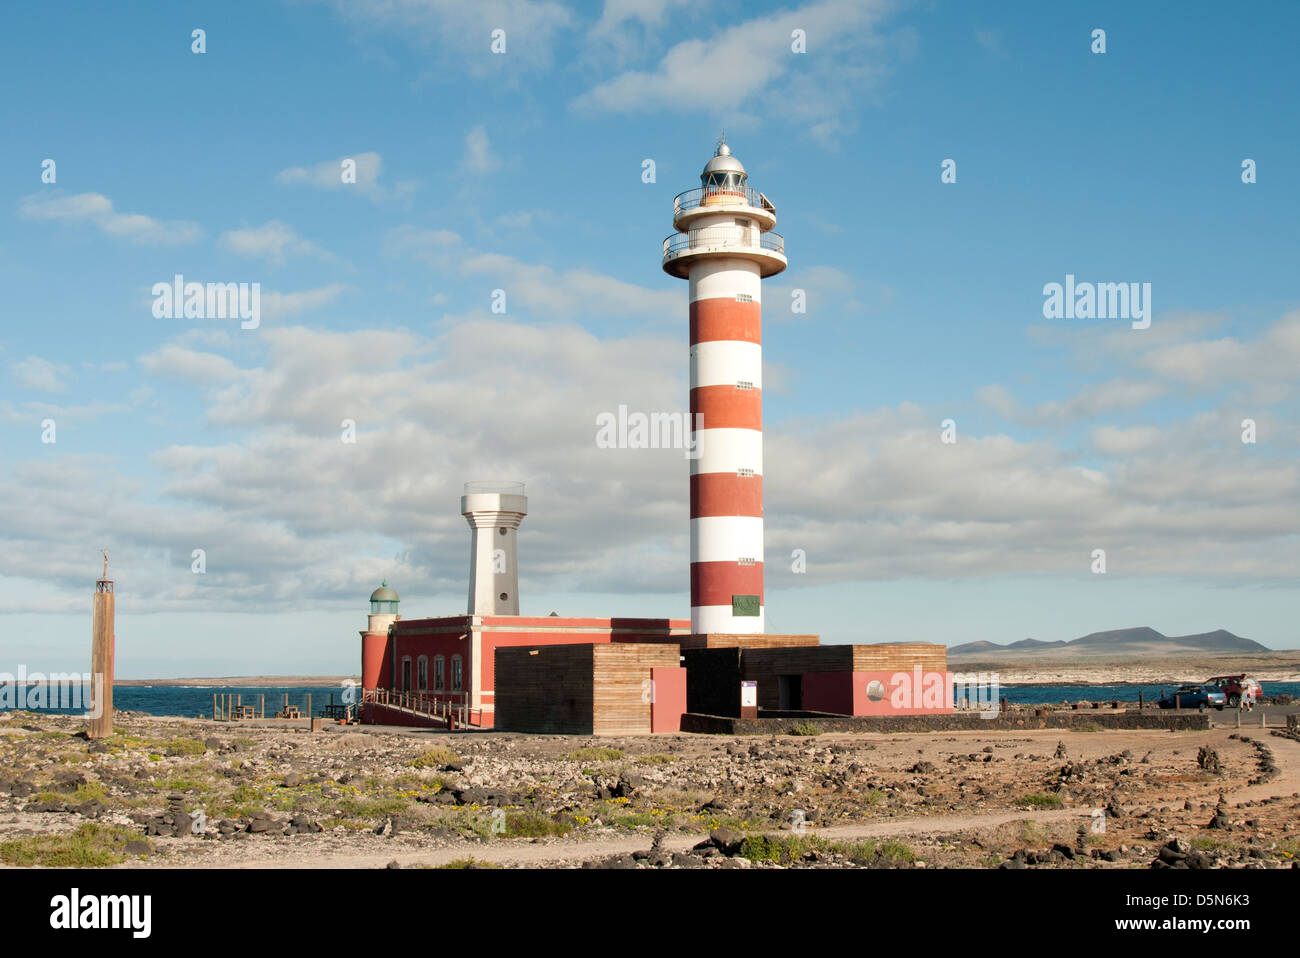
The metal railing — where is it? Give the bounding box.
[361,687,482,727]
[463,481,525,495]
[662,225,786,258]
[673,186,772,216]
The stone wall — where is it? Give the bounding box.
[680,709,1210,735]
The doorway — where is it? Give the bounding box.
[778,675,801,711]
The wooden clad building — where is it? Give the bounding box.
[496,643,686,736]
[740,643,950,714]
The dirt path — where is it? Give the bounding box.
[1226,731,1300,806]
[166,807,1090,870]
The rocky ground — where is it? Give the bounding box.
[1,710,1297,869]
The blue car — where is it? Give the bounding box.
[1157,685,1227,710]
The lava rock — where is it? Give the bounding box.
[709,826,745,856]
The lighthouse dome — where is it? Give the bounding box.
[369,580,399,614]
[702,148,746,176]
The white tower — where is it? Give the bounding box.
[461,481,527,615]
[662,138,786,634]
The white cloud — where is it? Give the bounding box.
[462,126,501,174]
[979,378,1166,426]
[11,356,71,393]
[586,0,696,62]
[1138,311,1300,388]
[316,0,574,74]
[571,0,900,144]
[974,28,1003,55]
[1090,425,1163,456]
[458,251,679,322]
[275,152,416,201]
[262,283,350,319]
[220,220,334,264]
[18,192,201,245]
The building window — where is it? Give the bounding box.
[736,380,754,390]
[417,656,428,690]
[737,467,755,478]
[451,655,463,692]
[738,557,755,566]
[734,218,750,227]
[734,293,753,303]
[400,657,412,691]
[434,656,445,691]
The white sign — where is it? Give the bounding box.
[740,681,757,708]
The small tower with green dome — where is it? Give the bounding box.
[361,580,401,692]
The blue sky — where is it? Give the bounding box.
[1,0,1297,677]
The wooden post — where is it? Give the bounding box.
[1138,691,1143,710]
[260,694,265,718]
[1175,694,1181,710]
[307,694,312,720]
[89,555,116,740]
[212,694,217,721]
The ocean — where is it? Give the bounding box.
[3,681,1296,718]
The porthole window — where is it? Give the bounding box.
[499,592,508,601]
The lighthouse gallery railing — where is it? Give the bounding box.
[662,225,785,258]
[673,185,772,216]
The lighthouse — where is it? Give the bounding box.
[461,481,528,615]
[663,138,786,634]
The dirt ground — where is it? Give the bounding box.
[1,710,1296,869]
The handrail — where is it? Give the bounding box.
[662,225,785,258]
[361,687,478,727]
[674,186,772,216]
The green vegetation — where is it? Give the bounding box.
[1014,793,1064,808]
[566,747,623,762]
[35,779,107,805]
[439,857,501,869]
[163,737,208,757]
[635,753,678,765]
[505,810,573,838]
[788,722,822,737]
[156,775,210,792]
[0,823,142,867]
[610,810,664,829]
[737,833,916,865]
[408,747,461,768]
[1189,835,1232,852]
[338,796,408,818]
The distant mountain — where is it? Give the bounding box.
[950,627,1269,657]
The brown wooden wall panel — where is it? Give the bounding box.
[680,633,820,650]
[593,644,680,736]
[850,644,947,673]
[496,643,680,736]
[495,644,596,734]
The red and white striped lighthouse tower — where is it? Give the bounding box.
[663,138,786,634]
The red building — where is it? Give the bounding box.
[362,610,689,728]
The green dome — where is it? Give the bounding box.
[369,580,399,603]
